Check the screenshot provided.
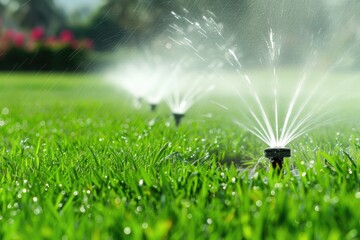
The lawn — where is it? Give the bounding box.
[0,72,359,239]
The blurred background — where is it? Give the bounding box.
[0,0,359,72]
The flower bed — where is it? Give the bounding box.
[0,27,93,71]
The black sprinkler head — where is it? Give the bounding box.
[173,113,184,126]
[150,104,157,112]
[264,147,291,171]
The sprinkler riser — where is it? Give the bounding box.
[173,113,184,126]
[150,104,157,112]
[264,148,291,171]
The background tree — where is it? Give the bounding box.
[11,0,65,33]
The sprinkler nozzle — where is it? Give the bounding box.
[173,113,184,126]
[150,103,157,112]
[264,147,291,171]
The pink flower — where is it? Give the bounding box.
[30,27,44,41]
[59,30,74,43]
[13,32,26,47]
[4,29,16,41]
[2,29,26,48]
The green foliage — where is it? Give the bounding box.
[0,73,359,239]
[6,0,65,32]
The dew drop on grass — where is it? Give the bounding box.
[62,235,68,240]
[124,227,131,235]
[33,207,42,215]
[80,205,86,213]
[1,107,9,115]
[207,218,213,224]
[136,206,143,212]
[314,205,320,212]
[255,200,262,207]
[10,211,17,217]
[33,197,38,202]
[138,179,144,187]
[141,223,148,229]
[73,191,79,196]
[355,192,360,199]
[231,177,236,183]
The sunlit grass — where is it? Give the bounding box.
[0,72,359,239]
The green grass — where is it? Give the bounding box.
[0,73,359,240]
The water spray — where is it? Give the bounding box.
[173,113,184,126]
[264,147,291,171]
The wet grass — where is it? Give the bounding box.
[0,73,359,239]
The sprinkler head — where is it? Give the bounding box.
[173,113,184,126]
[150,103,157,112]
[264,147,291,171]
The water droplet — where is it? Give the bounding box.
[141,222,148,229]
[1,107,9,115]
[256,200,263,207]
[139,179,144,187]
[80,205,86,213]
[207,218,212,224]
[314,205,320,212]
[124,227,131,235]
[355,192,360,199]
[33,207,42,215]
[73,191,79,196]
[33,197,38,202]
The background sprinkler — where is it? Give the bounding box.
[264,147,291,171]
[150,103,157,112]
[173,113,184,126]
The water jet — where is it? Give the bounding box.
[264,147,291,170]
